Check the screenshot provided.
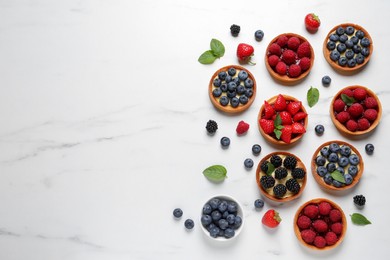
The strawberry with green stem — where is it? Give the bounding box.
[237,43,256,65]
[262,209,282,228]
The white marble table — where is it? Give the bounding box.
[0,0,389,259]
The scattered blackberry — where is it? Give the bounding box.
[260,161,269,173]
[275,167,288,180]
[283,156,297,169]
[205,120,218,134]
[270,155,283,168]
[260,175,275,189]
[292,168,306,179]
[230,24,241,37]
[273,184,287,198]
[353,195,366,206]
[286,178,301,194]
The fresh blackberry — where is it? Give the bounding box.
[274,167,288,180]
[270,155,283,168]
[353,195,366,206]
[260,161,269,173]
[286,178,301,194]
[205,120,218,134]
[260,175,275,189]
[283,156,297,169]
[292,168,306,179]
[230,24,241,37]
[273,184,287,198]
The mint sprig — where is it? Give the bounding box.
[273,114,284,139]
[351,213,372,225]
[341,94,355,106]
[307,86,320,107]
[198,39,225,64]
[330,170,346,184]
[266,162,275,175]
[203,165,227,182]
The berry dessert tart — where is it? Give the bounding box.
[258,94,308,145]
[311,140,364,192]
[256,152,307,203]
[209,65,256,114]
[265,33,314,85]
[323,23,373,74]
[330,85,382,136]
[200,195,244,241]
[294,198,347,250]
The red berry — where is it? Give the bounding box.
[287,101,301,115]
[314,236,327,248]
[274,94,287,111]
[325,231,338,246]
[279,111,293,125]
[276,35,289,47]
[282,49,297,65]
[236,120,250,135]
[304,13,321,33]
[297,215,311,229]
[313,219,328,233]
[287,36,300,50]
[364,96,378,109]
[292,122,306,134]
[301,229,316,244]
[275,61,287,75]
[268,43,282,56]
[329,209,342,222]
[297,42,312,58]
[259,119,274,134]
[303,204,319,219]
[353,87,367,101]
[293,111,307,122]
[341,88,354,97]
[237,43,255,64]
[358,118,371,131]
[299,57,311,71]
[262,209,281,228]
[318,201,332,215]
[346,119,358,132]
[363,108,378,121]
[348,103,364,118]
[263,101,276,119]
[336,111,350,124]
[333,99,346,112]
[280,125,292,143]
[331,222,343,235]
[289,64,302,78]
[268,55,280,67]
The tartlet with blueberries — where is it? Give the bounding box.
[209,65,256,114]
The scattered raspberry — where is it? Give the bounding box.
[346,119,358,132]
[297,41,311,58]
[363,108,378,121]
[287,36,300,50]
[275,61,287,75]
[293,111,307,122]
[329,209,342,222]
[331,222,343,235]
[282,49,297,65]
[353,87,367,101]
[268,43,282,56]
[279,111,293,125]
[336,111,350,123]
[297,215,311,229]
[301,229,316,244]
[303,204,319,219]
[276,35,289,47]
[358,118,370,131]
[348,103,364,118]
[333,99,346,112]
[259,119,274,134]
[325,231,338,246]
[341,88,354,97]
[236,120,250,135]
[299,57,311,71]
[318,201,332,215]
[268,55,280,67]
[313,219,328,233]
[288,64,302,78]
[263,101,276,119]
[287,101,301,115]
[364,96,378,109]
[314,236,327,248]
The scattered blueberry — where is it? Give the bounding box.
[220,137,230,147]
[252,144,262,155]
[321,76,331,86]
[315,124,325,135]
[365,143,374,155]
[244,158,254,169]
[254,199,264,209]
[254,30,264,41]
[173,208,183,218]
[184,219,194,229]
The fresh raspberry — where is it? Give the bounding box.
[282,49,297,65]
[236,120,250,135]
[301,229,316,244]
[297,215,312,229]
[287,101,301,115]
[364,96,378,109]
[288,64,302,78]
[299,57,311,71]
[259,119,274,134]
[325,231,338,246]
[279,111,293,125]
[303,204,319,219]
[346,119,358,132]
[263,101,276,119]
[280,124,292,143]
[313,219,328,233]
[335,111,350,124]
[292,122,306,134]
[287,36,300,50]
[331,222,343,235]
[353,87,367,101]
[358,118,371,131]
[341,88,354,97]
[275,61,287,75]
[268,43,282,56]
[297,41,312,58]
[274,94,287,111]
[318,201,332,215]
[314,236,327,248]
[268,55,280,67]
[363,108,378,121]
[293,111,307,122]
[333,98,346,112]
[276,35,289,47]
[348,103,364,118]
[329,209,342,222]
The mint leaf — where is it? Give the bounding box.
[274,129,282,139]
[273,114,284,139]
[351,213,372,225]
[198,50,217,64]
[210,38,225,58]
[203,165,227,182]
[331,170,346,184]
[266,162,275,175]
[274,114,282,127]
[341,94,355,106]
[307,87,320,107]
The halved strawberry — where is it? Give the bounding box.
[263,101,276,119]
[287,101,302,115]
[259,119,274,134]
[280,125,292,143]
[279,111,293,125]
[274,94,287,111]
[293,111,307,122]
[292,122,306,134]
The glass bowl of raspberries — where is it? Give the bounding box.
[265,33,314,85]
[330,85,382,136]
[294,198,347,250]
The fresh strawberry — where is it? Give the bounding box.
[292,122,306,134]
[297,42,312,58]
[259,119,274,134]
[236,120,250,135]
[280,124,292,143]
[293,111,307,122]
[288,64,302,78]
[279,111,293,125]
[262,209,281,228]
[274,94,287,111]
[237,43,255,64]
[263,101,276,119]
[304,13,321,33]
[287,101,302,115]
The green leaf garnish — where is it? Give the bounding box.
[274,113,282,127]
[198,50,217,64]
[210,38,225,58]
[307,86,320,107]
[266,162,275,175]
[351,213,372,225]
[203,165,227,182]
[273,114,284,139]
[341,93,355,106]
[330,170,346,184]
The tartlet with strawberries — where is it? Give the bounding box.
[258,94,308,145]
[256,152,307,203]
[294,198,347,250]
[265,33,314,85]
[330,85,381,136]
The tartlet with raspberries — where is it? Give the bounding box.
[265,33,314,85]
[330,85,382,136]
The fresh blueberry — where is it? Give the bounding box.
[339,34,348,43]
[227,82,236,92]
[227,91,237,99]
[218,71,227,80]
[348,165,358,177]
[337,43,347,53]
[349,154,360,165]
[355,53,365,64]
[356,30,365,39]
[317,166,328,177]
[220,83,228,92]
[353,44,362,54]
[365,143,375,155]
[254,30,264,41]
[218,219,229,230]
[227,201,238,213]
[236,85,245,95]
[328,153,339,163]
[184,219,194,229]
[345,26,355,35]
[226,214,235,224]
[207,223,216,231]
[203,203,212,214]
[322,76,331,86]
[344,173,353,185]
[212,88,222,97]
[332,180,343,188]
[338,57,348,66]
[324,173,333,185]
[327,162,337,173]
[224,228,235,238]
[315,124,325,135]
[345,40,354,49]
[218,200,228,212]
[338,156,349,167]
[225,75,232,83]
[213,78,221,87]
[345,49,355,59]
[228,67,236,76]
[209,226,220,237]
[230,97,240,108]
[211,210,222,222]
[232,77,240,86]
[222,211,229,219]
[239,95,249,105]
[350,35,359,44]
[238,70,248,81]
[245,89,254,98]
[361,47,370,57]
[252,144,262,155]
[337,166,345,174]
[320,146,330,157]
[327,41,336,50]
[316,155,326,166]
[336,26,345,35]
[329,143,340,152]
[360,37,371,47]
[244,78,254,88]
[219,96,229,106]
[244,158,254,169]
[201,214,212,226]
[330,50,341,61]
[233,215,242,228]
[209,198,221,209]
[340,145,351,156]
[347,58,357,67]
[173,208,183,218]
[254,199,264,208]
[329,34,339,42]
[220,136,230,147]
